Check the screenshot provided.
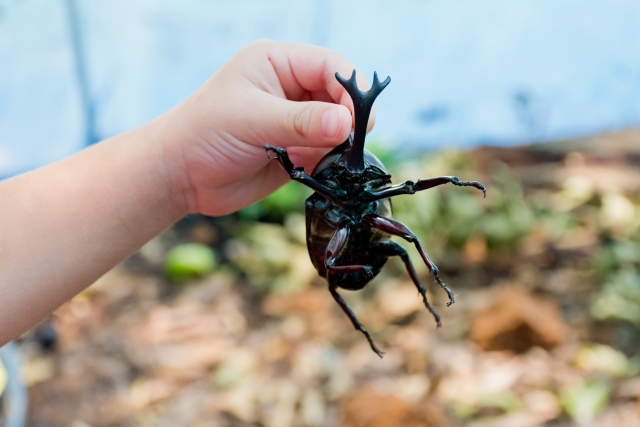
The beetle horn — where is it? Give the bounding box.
[335,70,391,172]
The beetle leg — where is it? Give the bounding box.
[363,176,486,201]
[371,240,441,327]
[264,144,346,200]
[324,221,374,280]
[364,214,456,306]
[324,221,383,357]
[264,144,295,170]
[329,285,384,358]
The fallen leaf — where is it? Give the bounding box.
[470,286,567,352]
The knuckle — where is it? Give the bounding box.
[249,38,275,48]
[366,114,376,132]
[289,104,314,139]
[241,39,276,57]
[333,51,349,63]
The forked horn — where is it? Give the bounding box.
[335,70,390,172]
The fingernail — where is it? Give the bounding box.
[321,108,342,139]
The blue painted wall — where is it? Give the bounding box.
[1,0,640,176]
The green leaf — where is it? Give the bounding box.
[0,359,6,397]
[165,243,217,281]
[560,380,611,424]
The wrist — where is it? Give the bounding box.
[138,110,194,218]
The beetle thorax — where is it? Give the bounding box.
[333,163,391,199]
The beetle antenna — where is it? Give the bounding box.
[335,70,390,173]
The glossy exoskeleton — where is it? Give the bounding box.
[265,70,485,357]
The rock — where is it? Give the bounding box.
[470,287,567,352]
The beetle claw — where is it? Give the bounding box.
[476,183,487,198]
[363,331,385,358]
[264,144,279,160]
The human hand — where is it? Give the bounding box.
[157,40,374,216]
[0,40,380,342]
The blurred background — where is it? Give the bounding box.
[2,0,640,426]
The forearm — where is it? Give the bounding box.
[0,118,186,345]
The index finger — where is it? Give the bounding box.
[256,41,372,110]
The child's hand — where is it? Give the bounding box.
[159,40,373,216]
[0,41,373,344]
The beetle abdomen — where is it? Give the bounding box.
[305,193,393,290]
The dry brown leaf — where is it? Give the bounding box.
[470,286,568,352]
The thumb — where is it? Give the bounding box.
[254,93,352,148]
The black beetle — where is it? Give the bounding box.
[265,70,485,357]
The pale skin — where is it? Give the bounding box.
[0,40,377,346]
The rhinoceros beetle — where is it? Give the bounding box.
[265,70,485,357]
